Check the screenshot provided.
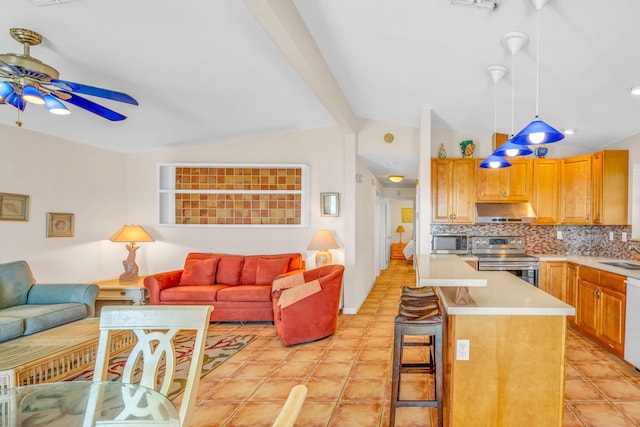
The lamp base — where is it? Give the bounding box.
[119,243,140,281]
[315,250,332,267]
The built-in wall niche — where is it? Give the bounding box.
[158,163,310,227]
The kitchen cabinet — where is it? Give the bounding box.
[591,150,628,225]
[539,261,566,301]
[476,158,532,202]
[560,154,592,224]
[565,263,578,325]
[576,266,626,357]
[532,159,559,224]
[431,158,476,223]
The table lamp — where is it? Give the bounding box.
[396,225,406,243]
[307,230,340,267]
[109,225,155,281]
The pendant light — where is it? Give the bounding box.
[511,0,564,146]
[480,65,511,169]
[480,154,512,169]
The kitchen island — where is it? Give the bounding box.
[418,254,575,427]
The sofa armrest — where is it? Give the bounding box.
[144,270,183,304]
[26,283,99,317]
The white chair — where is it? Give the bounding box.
[91,305,213,427]
[272,384,307,427]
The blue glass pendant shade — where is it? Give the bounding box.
[511,118,565,145]
[479,155,512,169]
[493,140,533,157]
[22,85,45,105]
[6,92,25,111]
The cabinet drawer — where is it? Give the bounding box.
[599,271,627,294]
[579,266,600,284]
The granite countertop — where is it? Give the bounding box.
[417,254,575,316]
[535,254,640,279]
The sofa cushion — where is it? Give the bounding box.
[255,258,290,285]
[216,255,245,286]
[1,303,88,335]
[180,258,219,286]
[0,316,24,343]
[161,285,227,302]
[216,285,272,302]
[241,255,291,285]
[0,261,35,309]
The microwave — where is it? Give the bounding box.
[431,234,469,254]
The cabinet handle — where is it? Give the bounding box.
[595,288,601,299]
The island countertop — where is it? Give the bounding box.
[417,254,575,316]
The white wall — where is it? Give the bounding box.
[0,125,127,282]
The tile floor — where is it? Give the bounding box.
[184,260,640,426]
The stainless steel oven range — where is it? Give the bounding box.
[471,235,539,286]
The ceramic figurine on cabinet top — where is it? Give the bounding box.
[438,144,447,158]
[460,140,475,158]
[534,145,548,158]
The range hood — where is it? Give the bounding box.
[475,202,537,224]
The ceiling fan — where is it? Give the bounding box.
[0,28,138,122]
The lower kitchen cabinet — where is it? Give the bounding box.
[539,261,566,301]
[576,266,626,357]
[565,263,579,324]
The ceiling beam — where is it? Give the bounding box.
[243,0,360,133]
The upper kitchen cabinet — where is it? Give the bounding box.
[532,159,560,224]
[560,151,628,225]
[560,154,592,224]
[431,158,476,223]
[476,158,532,202]
[591,150,628,225]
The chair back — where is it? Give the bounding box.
[93,305,213,427]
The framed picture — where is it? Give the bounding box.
[321,193,339,217]
[47,212,74,238]
[401,207,414,223]
[0,193,29,221]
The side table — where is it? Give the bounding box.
[91,277,148,315]
[391,243,407,260]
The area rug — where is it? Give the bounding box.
[66,332,257,400]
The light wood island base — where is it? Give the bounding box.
[445,314,567,427]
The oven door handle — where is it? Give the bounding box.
[478,263,539,271]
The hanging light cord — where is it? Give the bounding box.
[535,7,541,118]
[511,52,516,136]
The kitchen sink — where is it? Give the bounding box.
[599,261,640,271]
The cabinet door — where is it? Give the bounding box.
[565,263,578,324]
[431,159,475,223]
[591,152,603,224]
[560,155,592,224]
[577,279,599,336]
[476,159,531,201]
[599,287,626,356]
[532,159,559,224]
[547,262,567,301]
[595,150,629,225]
[476,167,504,201]
[432,159,453,223]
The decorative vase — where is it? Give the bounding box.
[438,144,447,158]
[534,145,548,158]
[460,140,475,158]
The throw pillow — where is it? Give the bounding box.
[255,257,290,285]
[180,258,219,286]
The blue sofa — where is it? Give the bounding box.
[0,260,99,343]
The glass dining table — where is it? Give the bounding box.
[0,381,180,426]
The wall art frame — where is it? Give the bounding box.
[401,207,414,223]
[0,192,29,221]
[321,192,339,217]
[47,212,75,238]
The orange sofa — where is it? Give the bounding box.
[144,252,305,322]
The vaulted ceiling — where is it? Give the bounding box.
[2,0,640,186]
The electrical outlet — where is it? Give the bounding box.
[456,339,470,361]
[623,232,628,242]
[610,232,614,241]
[556,230,563,240]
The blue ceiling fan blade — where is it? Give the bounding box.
[51,79,138,105]
[53,92,127,121]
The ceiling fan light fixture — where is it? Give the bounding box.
[0,81,14,101]
[44,94,70,115]
[22,84,45,105]
[6,92,25,111]
[388,175,404,183]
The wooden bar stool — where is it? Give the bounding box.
[390,288,443,427]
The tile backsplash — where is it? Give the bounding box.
[430,224,637,259]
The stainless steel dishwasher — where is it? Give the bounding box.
[625,277,640,371]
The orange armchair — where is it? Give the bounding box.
[272,264,345,346]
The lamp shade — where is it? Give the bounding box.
[493,140,533,157]
[388,175,404,183]
[510,119,565,146]
[0,82,14,100]
[109,225,155,243]
[307,230,340,250]
[396,225,406,233]
[479,155,512,169]
[44,94,70,115]
[22,85,45,105]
